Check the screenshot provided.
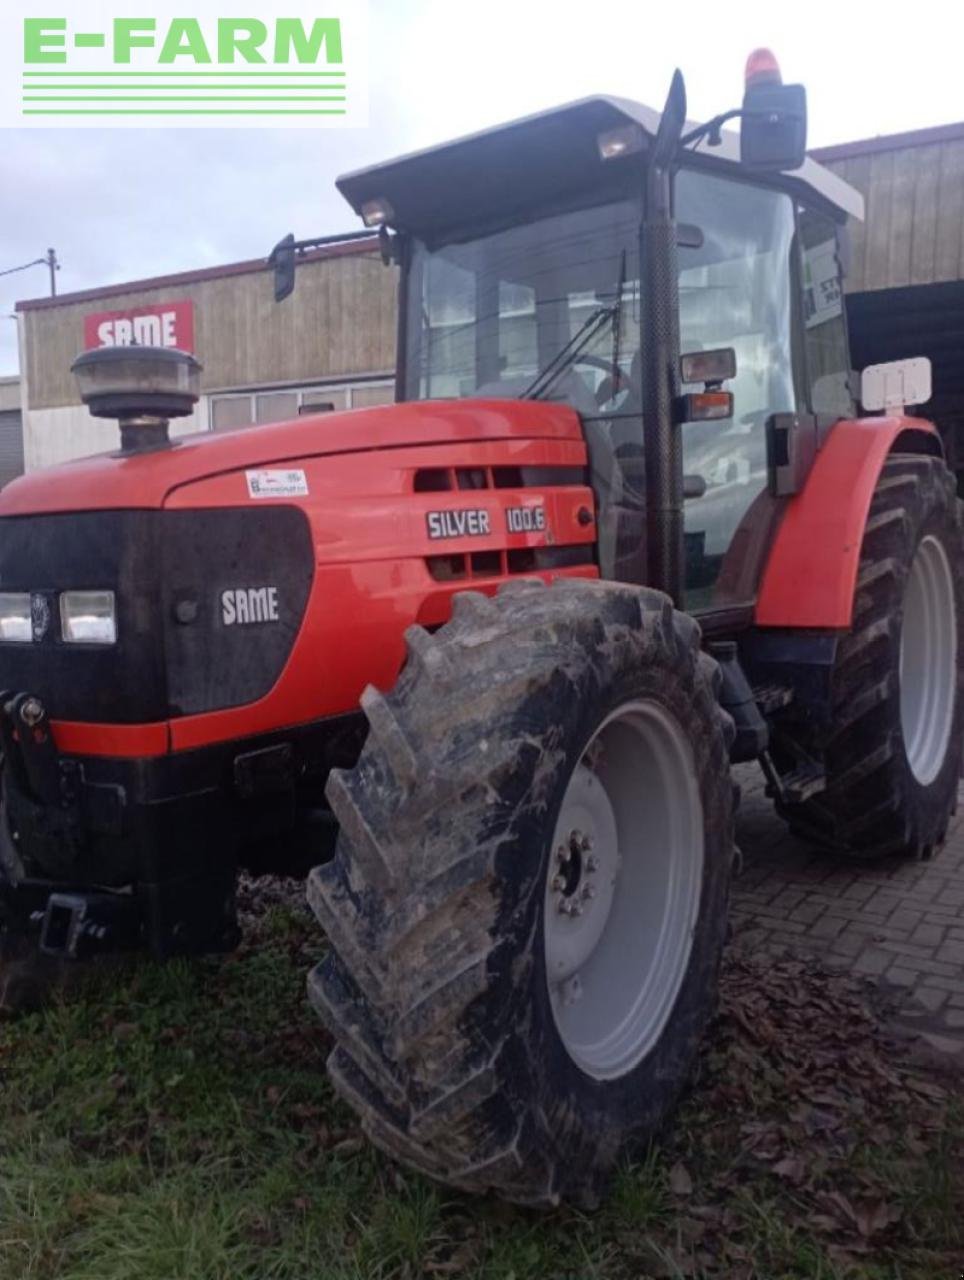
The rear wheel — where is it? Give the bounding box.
[306,579,735,1206]
[773,455,964,858]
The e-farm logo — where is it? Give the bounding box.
[0,1,368,128]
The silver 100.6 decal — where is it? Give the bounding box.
[426,505,547,540]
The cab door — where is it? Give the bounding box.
[675,169,803,614]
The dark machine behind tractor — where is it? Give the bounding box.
[0,53,960,1206]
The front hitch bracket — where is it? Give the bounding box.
[39,891,142,960]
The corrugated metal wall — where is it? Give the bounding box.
[0,378,20,414]
[0,380,24,487]
[0,411,25,487]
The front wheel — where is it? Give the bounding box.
[306,579,735,1206]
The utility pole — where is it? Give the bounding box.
[0,250,61,297]
[46,248,59,297]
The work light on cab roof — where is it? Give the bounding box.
[360,198,394,228]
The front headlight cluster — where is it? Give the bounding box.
[0,591,116,645]
[61,591,117,644]
[0,594,31,643]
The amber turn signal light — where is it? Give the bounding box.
[676,390,734,423]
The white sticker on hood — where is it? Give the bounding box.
[246,469,309,499]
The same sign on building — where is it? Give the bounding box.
[83,300,194,352]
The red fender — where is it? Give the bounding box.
[755,416,942,630]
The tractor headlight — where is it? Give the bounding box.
[0,593,32,642]
[60,591,117,645]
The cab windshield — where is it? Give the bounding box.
[404,199,641,420]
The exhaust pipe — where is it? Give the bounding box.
[641,70,687,605]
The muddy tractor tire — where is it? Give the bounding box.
[773,455,964,859]
[306,578,735,1207]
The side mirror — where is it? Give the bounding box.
[269,233,297,303]
[740,80,807,171]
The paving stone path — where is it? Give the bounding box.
[731,764,964,1059]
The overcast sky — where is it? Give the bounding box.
[2,0,963,375]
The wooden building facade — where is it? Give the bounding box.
[16,238,398,469]
[813,121,964,465]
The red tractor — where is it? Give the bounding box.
[0,55,960,1207]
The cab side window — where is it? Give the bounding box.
[798,206,855,419]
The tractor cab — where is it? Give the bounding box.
[328,58,862,616]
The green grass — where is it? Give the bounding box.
[0,896,960,1280]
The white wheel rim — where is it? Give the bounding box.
[899,534,956,786]
[543,699,704,1081]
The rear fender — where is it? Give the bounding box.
[755,416,942,630]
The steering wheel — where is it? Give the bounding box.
[566,354,640,408]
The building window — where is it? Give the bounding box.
[211,396,254,431]
[347,384,395,409]
[255,391,299,424]
[209,380,394,432]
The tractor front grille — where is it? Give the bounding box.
[414,464,587,492]
[0,506,313,723]
[426,543,593,583]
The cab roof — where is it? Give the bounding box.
[338,94,864,240]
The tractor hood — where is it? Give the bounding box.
[0,399,582,515]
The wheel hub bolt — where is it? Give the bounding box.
[561,975,582,1006]
[551,874,566,892]
[581,883,595,902]
[20,698,44,727]
[568,829,591,854]
[585,854,598,873]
